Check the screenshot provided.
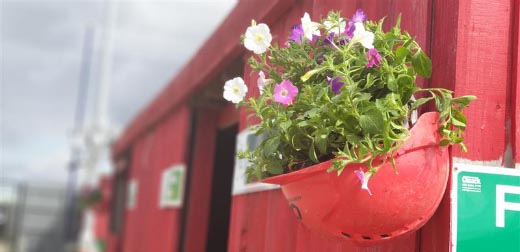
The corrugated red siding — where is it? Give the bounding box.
[121,105,190,252]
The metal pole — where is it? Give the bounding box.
[64,24,95,246]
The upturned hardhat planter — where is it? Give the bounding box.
[223,9,475,246]
[262,112,449,245]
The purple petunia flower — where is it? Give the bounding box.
[324,33,347,50]
[338,36,350,45]
[316,52,326,64]
[323,33,335,46]
[366,48,382,68]
[345,21,355,38]
[354,168,373,195]
[273,80,299,106]
[289,24,305,44]
[352,9,367,23]
[345,9,367,38]
[326,76,344,94]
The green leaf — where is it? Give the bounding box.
[439,139,451,146]
[266,161,283,174]
[452,109,467,124]
[460,142,468,152]
[262,136,279,157]
[402,86,420,105]
[411,50,432,78]
[411,97,434,110]
[452,95,477,106]
[387,74,397,92]
[304,108,321,118]
[308,143,319,163]
[395,46,410,62]
[451,110,467,129]
[291,133,307,151]
[397,74,413,87]
[365,73,375,89]
[451,117,466,128]
[280,121,291,131]
[402,37,414,48]
[359,109,385,135]
[315,131,328,154]
[297,120,309,127]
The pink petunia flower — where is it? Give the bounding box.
[273,80,298,106]
[366,48,382,68]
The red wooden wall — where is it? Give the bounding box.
[182,109,218,252]
[109,0,520,251]
[230,0,520,252]
[120,105,191,252]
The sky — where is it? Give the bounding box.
[1,0,237,185]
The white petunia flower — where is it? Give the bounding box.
[324,18,346,35]
[301,12,321,41]
[351,22,374,49]
[244,23,272,54]
[223,77,248,104]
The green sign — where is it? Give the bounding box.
[453,163,520,252]
[159,164,185,208]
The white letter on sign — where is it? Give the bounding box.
[496,185,520,228]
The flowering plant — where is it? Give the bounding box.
[223,10,475,192]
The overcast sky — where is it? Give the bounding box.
[1,0,237,185]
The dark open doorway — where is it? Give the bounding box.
[205,123,238,252]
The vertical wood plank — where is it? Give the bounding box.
[228,194,250,252]
[244,192,270,252]
[183,110,218,252]
[451,0,513,162]
[513,0,520,167]
[121,134,151,252]
[263,190,298,252]
[420,0,458,251]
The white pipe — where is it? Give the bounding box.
[85,0,118,186]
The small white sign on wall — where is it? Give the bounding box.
[232,130,279,195]
[159,164,186,208]
[126,179,138,210]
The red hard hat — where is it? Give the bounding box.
[263,112,449,246]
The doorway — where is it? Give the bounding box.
[205,123,238,251]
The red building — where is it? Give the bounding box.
[100,0,520,251]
